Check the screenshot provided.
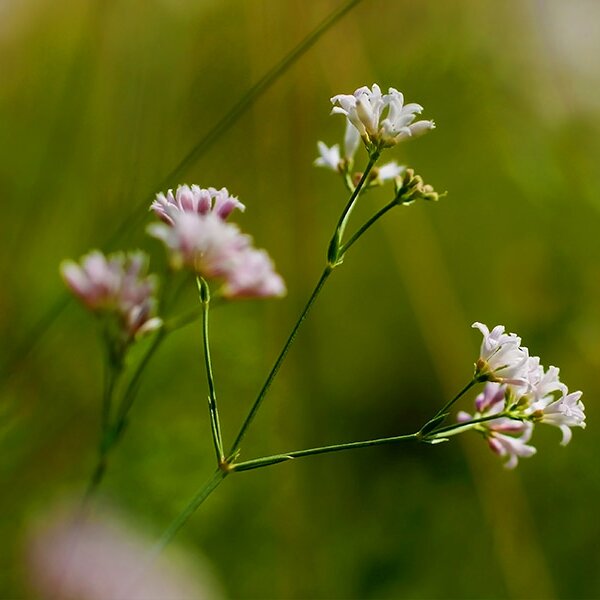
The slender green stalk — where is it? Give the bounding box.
[432,378,478,422]
[331,153,380,256]
[82,453,108,507]
[83,331,166,503]
[83,355,122,505]
[114,330,166,429]
[228,151,381,460]
[198,278,224,463]
[340,199,398,256]
[100,353,119,435]
[428,412,521,438]
[153,470,227,555]
[231,432,419,472]
[227,266,333,459]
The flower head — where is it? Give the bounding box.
[459,382,536,469]
[61,251,161,342]
[472,322,530,385]
[530,390,586,445]
[331,84,435,150]
[150,184,245,225]
[456,329,586,467]
[148,188,285,300]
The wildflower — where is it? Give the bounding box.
[221,248,286,299]
[458,382,536,469]
[457,348,585,467]
[486,422,537,469]
[529,390,586,445]
[151,184,245,225]
[148,193,285,299]
[315,122,362,172]
[472,322,530,385]
[331,84,435,150]
[61,251,161,342]
[314,142,341,171]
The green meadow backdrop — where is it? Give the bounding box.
[1,0,599,597]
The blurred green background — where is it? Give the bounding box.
[1,0,599,597]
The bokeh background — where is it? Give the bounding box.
[1,0,600,597]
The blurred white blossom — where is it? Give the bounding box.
[28,507,221,600]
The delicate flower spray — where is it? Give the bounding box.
[60,85,585,562]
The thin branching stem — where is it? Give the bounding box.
[198,278,224,463]
[228,265,333,458]
[333,153,380,250]
[231,432,419,472]
[432,378,478,422]
[152,470,228,556]
[340,199,398,256]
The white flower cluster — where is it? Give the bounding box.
[331,84,435,150]
[458,322,586,468]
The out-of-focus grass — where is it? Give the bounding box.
[1,0,600,598]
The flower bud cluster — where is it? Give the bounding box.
[61,251,162,344]
[458,322,586,468]
[393,168,444,204]
[148,185,286,299]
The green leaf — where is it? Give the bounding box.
[419,413,449,436]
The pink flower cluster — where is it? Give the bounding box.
[61,251,161,341]
[148,184,286,299]
[151,184,245,224]
[458,323,586,469]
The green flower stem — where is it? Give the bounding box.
[198,278,225,463]
[427,412,519,439]
[339,199,399,256]
[227,265,333,460]
[100,353,119,435]
[115,330,166,429]
[153,469,228,556]
[83,330,167,504]
[330,152,380,261]
[83,356,123,505]
[231,432,419,472]
[342,170,355,194]
[156,404,507,552]
[432,378,478,422]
